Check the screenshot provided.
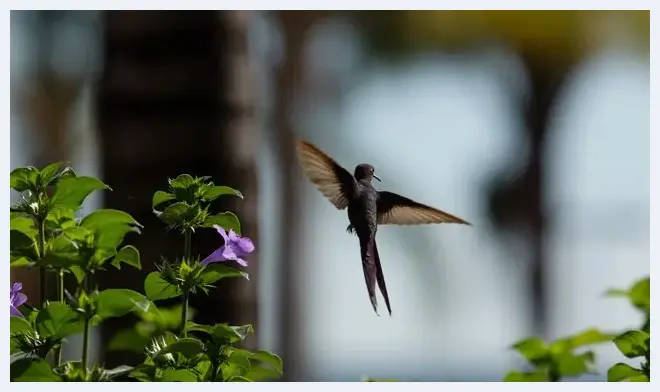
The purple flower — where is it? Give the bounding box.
[10,282,27,318]
[201,225,254,267]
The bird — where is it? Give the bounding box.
[296,139,470,316]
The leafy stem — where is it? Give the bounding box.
[82,315,90,380]
[180,291,189,338]
[180,228,193,338]
[37,216,47,306]
[53,270,65,367]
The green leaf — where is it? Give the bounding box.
[629,277,650,313]
[230,348,283,375]
[11,216,38,241]
[41,235,86,270]
[158,202,193,225]
[185,321,215,335]
[144,271,183,301]
[195,360,214,381]
[156,338,204,359]
[613,330,649,359]
[200,263,249,285]
[555,351,594,377]
[511,337,549,365]
[63,226,94,243]
[242,366,283,381]
[80,209,141,231]
[567,328,615,348]
[142,304,185,328]
[110,245,141,270]
[203,212,241,235]
[50,176,110,210]
[10,316,33,334]
[108,328,149,353]
[10,229,38,266]
[69,265,86,284]
[94,223,137,251]
[129,364,157,382]
[226,349,253,370]
[220,362,249,381]
[96,289,153,321]
[627,374,650,382]
[202,185,243,201]
[10,357,61,381]
[607,277,650,314]
[36,301,84,339]
[169,174,195,190]
[608,363,643,382]
[102,365,135,380]
[39,162,64,187]
[606,288,629,297]
[45,207,76,231]
[503,370,548,382]
[152,190,175,209]
[160,369,199,382]
[211,323,254,344]
[10,166,39,192]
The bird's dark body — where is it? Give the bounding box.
[347,179,386,315]
[296,140,470,317]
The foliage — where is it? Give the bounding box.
[503,276,650,382]
[9,164,281,382]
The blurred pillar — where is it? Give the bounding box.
[488,51,572,337]
[274,10,324,381]
[96,10,259,367]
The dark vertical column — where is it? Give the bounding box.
[96,10,259,367]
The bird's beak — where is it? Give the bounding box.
[373,174,381,182]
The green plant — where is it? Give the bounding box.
[504,276,650,382]
[9,164,282,382]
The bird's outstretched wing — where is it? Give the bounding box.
[296,140,357,210]
[376,191,470,226]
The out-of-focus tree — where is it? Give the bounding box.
[272,10,327,381]
[96,10,260,368]
[354,10,649,337]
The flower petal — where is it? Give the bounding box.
[228,229,242,241]
[13,292,27,308]
[213,225,228,242]
[201,246,228,265]
[11,282,22,295]
[234,237,255,255]
[235,257,248,267]
[221,245,238,261]
[10,304,23,318]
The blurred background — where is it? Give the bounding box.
[10,10,649,381]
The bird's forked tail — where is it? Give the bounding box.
[359,235,392,316]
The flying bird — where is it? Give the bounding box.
[296,140,470,316]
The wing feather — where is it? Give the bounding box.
[377,191,470,226]
[296,140,356,210]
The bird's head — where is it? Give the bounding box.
[354,163,381,183]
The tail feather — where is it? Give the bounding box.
[373,241,392,316]
[359,236,379,315]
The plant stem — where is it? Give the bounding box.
[37,218,47,305]
[53,270,65,367]
[180,228,192,337]
[180,292,189,338]
[82,316,90,380]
